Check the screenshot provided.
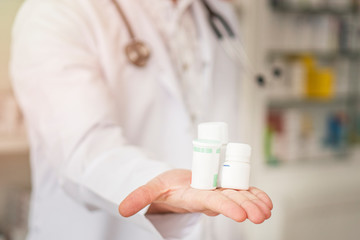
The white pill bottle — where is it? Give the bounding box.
[198,122,228,187]
[191,139,221,190]
[221,143,251,190]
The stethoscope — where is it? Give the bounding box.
[111,0,151,67]
[111,0,268,86]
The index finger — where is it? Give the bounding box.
[119,178,164,217]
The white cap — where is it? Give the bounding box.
[198,122,228,145]
[226,143,252,162]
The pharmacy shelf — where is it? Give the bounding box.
[0,135,29,155]
[258,154,360,213]
[251,149,360,240]
[268,50,360,61]
[270,2,359,15]
[266,150,350,164]
[267,95,353,109]
[258,146,360,181]
[264,151,355,170]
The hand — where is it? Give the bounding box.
[119,169,273,224]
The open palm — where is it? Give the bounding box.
[119,169,272,224]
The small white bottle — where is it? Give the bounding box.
[198,122,228,187]
[191,139,222,190]
[221,143,251,190]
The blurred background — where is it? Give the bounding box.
[1,0,360,240]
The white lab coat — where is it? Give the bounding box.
[10,0,242,239]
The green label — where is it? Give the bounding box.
[193,147,221,154]
[193,146,213,153]
[213,174,218,187]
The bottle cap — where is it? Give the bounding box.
[198,122,228,145]
[226,143,252,162]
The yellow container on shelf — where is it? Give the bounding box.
[299,56,334,99]
[306,68,334,99]
[300,55,315,69]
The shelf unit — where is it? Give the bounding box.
[242,1,360,240]
[264,0,360,165]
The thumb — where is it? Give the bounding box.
[119,177,165,217]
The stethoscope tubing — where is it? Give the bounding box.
[111,0,136,40]
[201,0,235,39]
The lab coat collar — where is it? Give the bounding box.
[136,0,196,37]
[129,0,187,105]
[131,0,217,111]
[174,0,197,25]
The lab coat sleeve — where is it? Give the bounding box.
[10,0,199,238]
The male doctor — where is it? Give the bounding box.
[11,0,272,239]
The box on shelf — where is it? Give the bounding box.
[265,107,349,165]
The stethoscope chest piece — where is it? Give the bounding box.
[125,40,151,67]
